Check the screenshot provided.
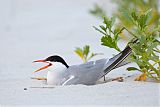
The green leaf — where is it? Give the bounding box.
[154,39,160,43]
[144,9,152,16]
[137,14,148,29]
[101,36,120,52]
[150,27,159,35]
[75,45,102,63]
[111,16,116,27]
[150,55,159,62]
[75,48,84,60]
[139,35,146,45]
[144,9,152,24]
[147,42,158,54]
[131,44,143,55]
[113,27,125,41]
[99,25,106,32]
[101,35,115,47]
[83,45,90,57]
[103,17,109,25]
[89,4,106,18]
[103,17,112,29]
[127,67,140,71]
[134,59,145,67]
[93,26,107,36]
[131,11,138,21]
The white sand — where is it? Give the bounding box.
[0,78,159,106]
[0,0,159,106]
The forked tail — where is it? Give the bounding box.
[101,39,138,77]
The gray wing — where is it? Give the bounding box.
[62,45,136,85]
[63,58,108,85]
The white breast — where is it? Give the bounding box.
[47,62,67,85]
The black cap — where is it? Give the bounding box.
[45,55,69,68]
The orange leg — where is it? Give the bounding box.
[112,77,124,82]
[31,77,47,80]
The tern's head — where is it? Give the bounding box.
[33,55,69,72]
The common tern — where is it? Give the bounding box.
[33,46,132,85]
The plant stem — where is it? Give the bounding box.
[123,27,137,38]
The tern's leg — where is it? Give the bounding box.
[31,77,47,80]
[103,76,106,81]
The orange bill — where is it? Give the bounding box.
[34,63,52,72]
[33,60,47,63]
[33,59,52,73]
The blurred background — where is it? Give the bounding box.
[0,1,159,106]
[0,0,134,80]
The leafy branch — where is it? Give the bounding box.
[90,4,106,18]
[75,45,102,63]
[90,0,160,82]
[93,16,124,52]
[90,0,160,39]
[94,9,160,82]
[127,10,160,81]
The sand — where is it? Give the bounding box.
[0,78,159,106]
[0,0,159,106]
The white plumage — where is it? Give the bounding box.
[47,62,67,85]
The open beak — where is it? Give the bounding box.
[33,60,52,73]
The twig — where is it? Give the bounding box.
[30,86,55,89]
